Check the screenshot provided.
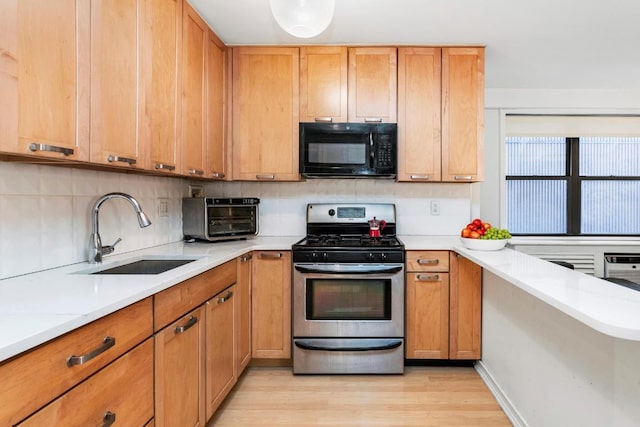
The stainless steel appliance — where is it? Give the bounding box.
[292,203,405,374]
[299,123,397,178]
[182,197,259,242]
[603,253,640,291]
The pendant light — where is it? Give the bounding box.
[269,0,335,38]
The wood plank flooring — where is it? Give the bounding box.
[209,366,512,426]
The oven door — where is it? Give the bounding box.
[292,263,404,338]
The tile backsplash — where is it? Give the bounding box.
[1,162,473,279]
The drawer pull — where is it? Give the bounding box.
[174,315,198,334]
[259,252,282,259]
[417,258,439,265]
[107,155,136,165]
[410,175,431,181]
[217,291,234,304]
[28,142,74,156]
[256,174,275,180]
[241,254,253,262]
[453,175,473,181]
[416,274,441,282]
[102,411,116,427]
[154,163,176,171]
[67,336,116,367]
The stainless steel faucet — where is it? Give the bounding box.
[89,192,152,263]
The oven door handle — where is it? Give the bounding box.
[294,264,403,274]
[294,339,402,352]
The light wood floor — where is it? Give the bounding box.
[209,366,512,426]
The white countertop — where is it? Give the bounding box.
[2,234,639,363]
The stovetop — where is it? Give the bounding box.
[295,234,403,249]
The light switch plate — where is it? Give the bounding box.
[158,198,170,217]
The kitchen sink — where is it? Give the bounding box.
[78,258,199,275]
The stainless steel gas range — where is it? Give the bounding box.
[291,203,405,374]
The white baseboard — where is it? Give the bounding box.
[475,361,527,427]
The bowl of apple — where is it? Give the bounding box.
[460,219,512,251]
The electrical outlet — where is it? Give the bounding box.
[158,198,170,218]
[430,200,440,216]
[189,185,204,198]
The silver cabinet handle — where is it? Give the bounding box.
[259,252,282,259]
[454,175,473,181]
[211,172,226,179]
[102,411,116,427]
[417,258,439,265]
[410,175,431,181]
[217,291,233,304]
[188,169,204,176]
[174,315,197,334]
[28,142,74,156]
[241,254,253,262]
[364,117,383,123]
[67,336,116,367]
[416,274,441,282]
[107,155,136,166]
[256,174,275,180]
[154,163,176,171]
[314,117,333,122]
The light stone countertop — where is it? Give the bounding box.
[1,234,639,363]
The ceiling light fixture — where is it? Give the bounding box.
[269,0,335,38]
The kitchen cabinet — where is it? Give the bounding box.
[397,47,442,181]
[449,252,482,359]
[155,307,206,427]
[20,339,154,427]
[252,251,292,358]
[89,0,147,170]
[347,47,397,123]
[405,251,450,359]
[142,0,183,175]
[232,47,300,181]
[0,0,89,161]
[299,46,348,123]
[441,47,485,182]
[205,285,236,419]
[205,29,228,180]
[236,253,253,374]
[0,298,153,426]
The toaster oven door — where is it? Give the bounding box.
[207,205,258,238]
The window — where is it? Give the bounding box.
[505,116,640,236]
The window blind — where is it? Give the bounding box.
[505,115,640,137]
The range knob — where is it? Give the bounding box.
[368,253,375,261]
[311,252,319,261]
[380,253,387,261]
[323,252,329,262]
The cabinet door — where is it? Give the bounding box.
[206,29,228,180]
[182,2,208,178]
[236,254,253,374]
[347,47,397,123]
[397,47,442,182]
[441,47,485,182]
[155,307,206,427]
[406,271,449,359]
[0,0,89,161]
[19,339,154,427]
[141,0,182,175]
[232,47,300,181]
[300,46,348,123]
[205,285,236,420]
[252,251,292,358]
[449,253,482,359]
[90,0,146,169]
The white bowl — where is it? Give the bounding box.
[459,237,509,251]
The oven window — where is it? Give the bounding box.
[306,279,391,320]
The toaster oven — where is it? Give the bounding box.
[182,197,259,242]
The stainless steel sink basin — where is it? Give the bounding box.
[88,258,198,275]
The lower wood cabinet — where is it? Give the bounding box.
[252,251,292,359]
[405,251,482,360]
[236,253,252,373]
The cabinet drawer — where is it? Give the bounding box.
[154,260,237,331]
[406,251,449,272]
[0,298,153,426]
[19,339,154,427]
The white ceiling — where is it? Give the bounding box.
[189,0,640,90]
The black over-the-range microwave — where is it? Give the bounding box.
[299,122,397,178]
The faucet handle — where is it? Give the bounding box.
[102,238,122,256]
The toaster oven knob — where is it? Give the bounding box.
[328,209,335,216]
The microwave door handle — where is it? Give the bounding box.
[369,132,375,167]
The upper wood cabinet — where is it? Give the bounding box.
[89,0,147,170]
[141,0,183,175]
[397,47,442,182]
[348,47,397,123]
[205,30,228,180]
[232,47,300,181]
[441,47,485,182]
[299,46,348,123]
[0,0,89,161]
